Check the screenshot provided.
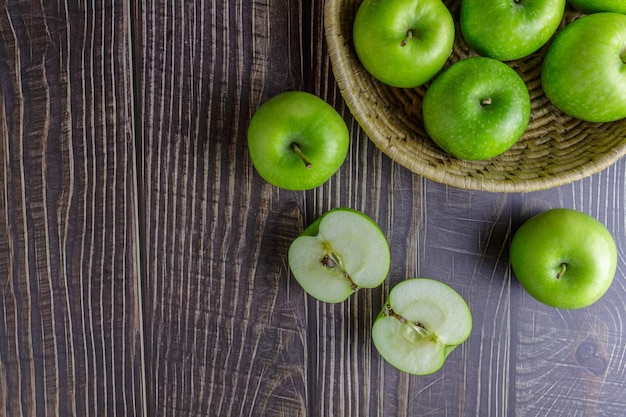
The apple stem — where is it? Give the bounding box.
[481,97,492,106]
[292,143,312,169]
[556,263,567,280]
[400,30,413,47]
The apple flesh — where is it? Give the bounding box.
[372,278,472,376]
[352,0,455,88]
[461,0,566,61]
[541,12,626,123]
[247,91,350,190]
[288,208,390,303]
[510,208,618,309]
[422,56,530,160]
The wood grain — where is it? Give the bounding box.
[136,1,309,415]
[136,0,626,416]
[1,0,625,416]
[0,1,145,416]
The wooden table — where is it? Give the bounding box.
[1,1,625,416]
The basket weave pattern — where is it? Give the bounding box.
[324,0,626,192]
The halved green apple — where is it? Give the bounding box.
[372,278,472,375]
[288,207,390,303]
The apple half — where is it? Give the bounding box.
[372,278,472,375]
[288,208,390,303]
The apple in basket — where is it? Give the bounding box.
[352,0,455,88]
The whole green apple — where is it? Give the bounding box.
[372,278,472,375]
[541,12,626,122]
[510,208,618,310]
[247,91,349,190]
[461,0,566,61]
[352,0,455,88]
[288,208,390,303]
[567,0,626,14]
[422,57,530,160]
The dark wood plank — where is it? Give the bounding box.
[0,2,145,416]
[136,1,309,416]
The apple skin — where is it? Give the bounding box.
[247,91,349,190]
[567,0,626,14]
[541,12,626,122]
[288,208,390,303]
[352,0,455,88]
[510,208,618,310]
[461,0,566,61]
[422,57,530,160]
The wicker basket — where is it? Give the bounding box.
[324,0,626,192]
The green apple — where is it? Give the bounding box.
[288,208,390,303]
[247,91,349,190]
[352,0,455,88]
[567,0,626,14]
[510,208,618,310]
[541,12,626,122]
[461,0,566,61]
[422,57,530,160]
[372,278,472,376]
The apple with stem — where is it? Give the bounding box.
[288,208,390,303]
[461,0,566,61]
[567,0,626,14]
[422,56,530,160]
[541,12,626,123]
[352,0,455,88]
[510,208,618,309]
[372,278,472,376]
[247,91,350,190]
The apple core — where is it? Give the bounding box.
[383,305,433,344]
[320,251,358,290]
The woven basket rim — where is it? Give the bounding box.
[324,0,626,192]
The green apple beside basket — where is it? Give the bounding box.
[324,0,626,192]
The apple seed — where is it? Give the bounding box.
[321,255,337,268]
[321,252,358,291]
